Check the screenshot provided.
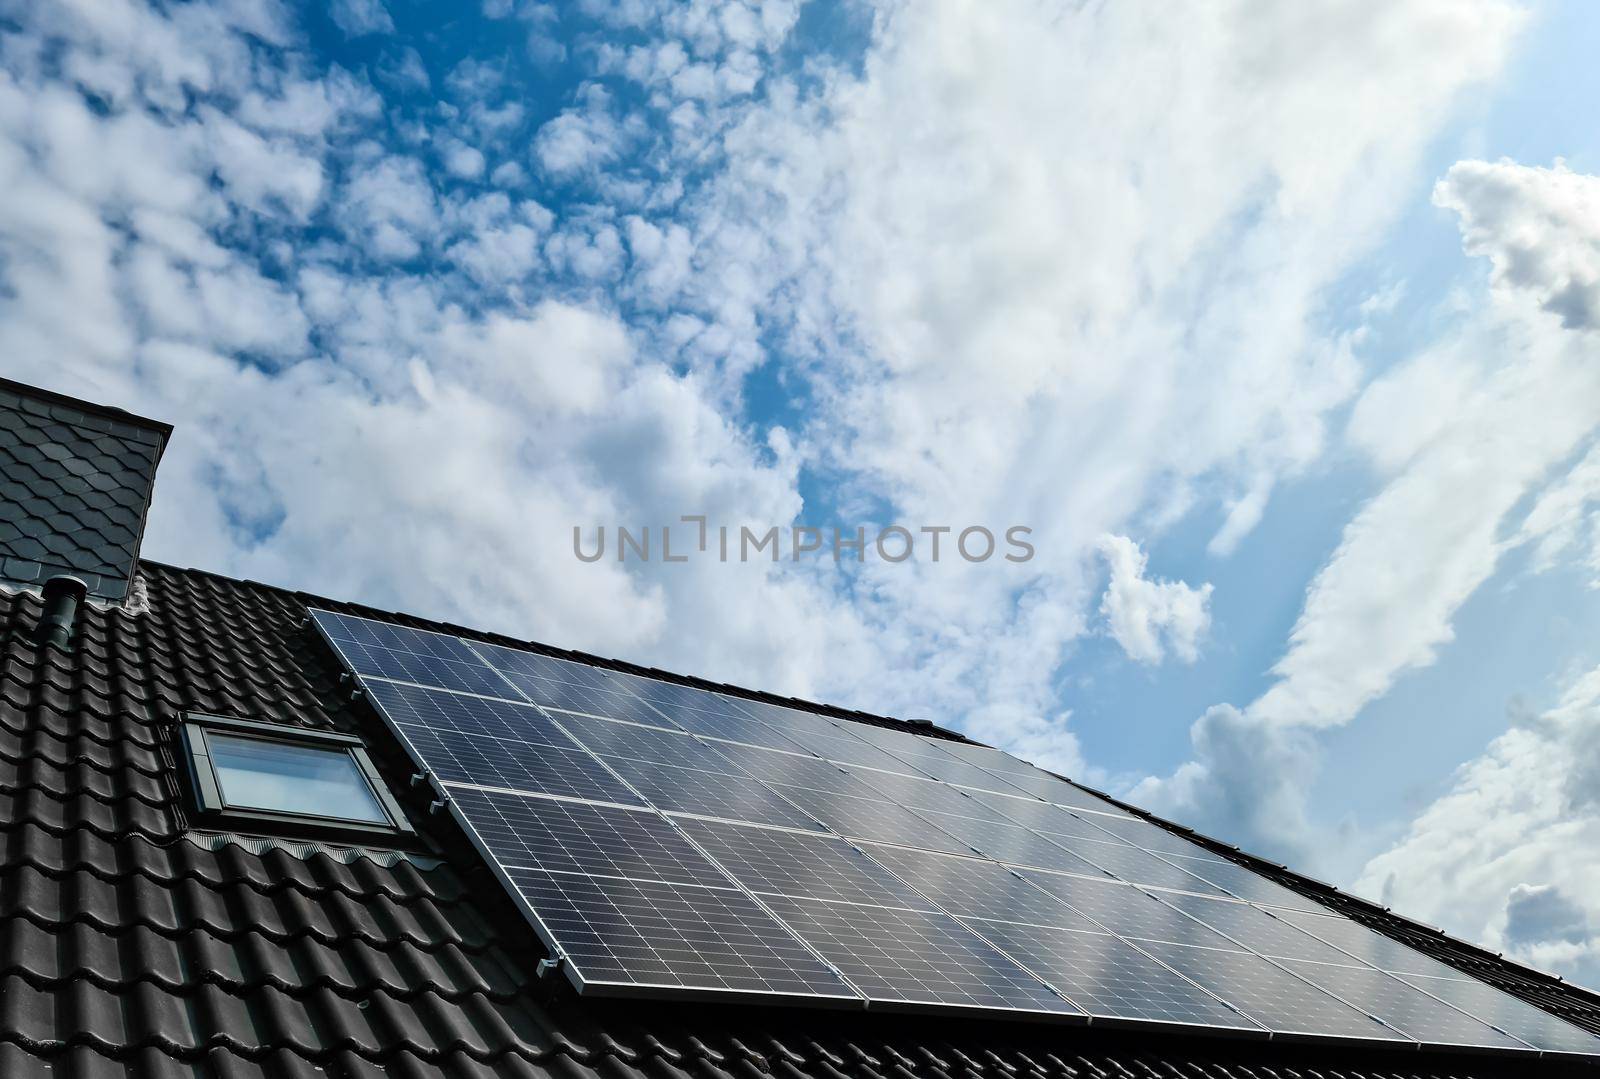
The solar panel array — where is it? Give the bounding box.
[311,609,1600,1058]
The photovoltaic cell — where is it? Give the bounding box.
[1153,892,1368,966]
[780,727,931,777]
[1000,770,1133,816]
[709,742,868,793]
[1278,961,1528,1050]
[968,791,1117,839]
[1158,854,1326,911]
[736,698,859,737]
[639,694,810,752]
[912,810,1112,877]
[966,919,1263,1031]
[843,730,1040,795]
[839,766,1011,822]
[599,756,823,830]
[616,682,816,752]
[556,712,747,773]
[451,788,726,886]
[679,819,931,909]
[497,668,665,723]
[1271,910,1461,977]
[476,642,616,688]
[768,783,973,854]
[929,738,1037,771]
[1392,973,1600,1055]
[861,845,1091,928]
[507,868,853,998]
[399,724,645,806]
[1132,941,1409,1042]
[758,894,1078,1015]
[1071,813,1230,863]
[1047,838,1232,897]
[1017,870,1236,948]
[313,612,511,697]
[363,680,572,748]
[899,754,1037,795]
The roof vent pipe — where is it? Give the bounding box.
[38,575,88,650]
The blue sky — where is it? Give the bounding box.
[6,0,1600,988]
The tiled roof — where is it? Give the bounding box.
[2,561,1598,1078]
[0,380,169,601]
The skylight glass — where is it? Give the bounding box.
[209,733,388,824]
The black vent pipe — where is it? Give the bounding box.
[38,575,88,650]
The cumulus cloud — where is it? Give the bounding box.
[1139,158,1600,865]
[1438,159,1600,331]
[533,86,628,176]
[1356,664,1600,988]
[0,0,1558,800]
[329,0,395,39]
[1095,535,1212,665]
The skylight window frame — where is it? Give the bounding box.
[177,712,414,843]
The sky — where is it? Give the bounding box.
[5,0,1600,989]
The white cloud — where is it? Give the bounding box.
[1356,663,1600,988]
[1,0,1564,807]
[1138,158,1600,866]
[1517,440,1600,583]
[339,154,439,260]
[1095,534,1212,665]
[441,139,487,179]
[1439,159,1600,330]
[532,87,628,176]
[652,0,1523,760]
[328,0,395,39]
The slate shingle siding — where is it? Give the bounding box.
[1,562,1596,1078]
[0,382,168,601]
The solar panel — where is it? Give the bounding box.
[1132,941,1410,1042]
[1001,770,1134,816]
[599,756,823,830]
[966,919,1264,1031]
[556,712,747,773]
[1046,836,1233,896]
[861,845,1093,927]
[967,790,1119,839]
[766,782,975,854]
[310,607,1598,1057]
[1277,961,1529,1050]
[837,725,1037,794]
[1158,853,1328,911]
[631,690,810,752]
[1018,868,1242,948]
[757,894,1077,1015]
[1271,909,1467,977]
[679,819,931,909]
[912,810,1113,877]
[507,868,854,998]
[838,766,1011,821]
[1153,892,1368,966]
[1392,973,1600,1055]
[397,723,646,806]
[707,742,870,793]
[1070,812,1232,863]
[779,726,932,776]
[725,697,850,734]
[316,612,512,697]
[452,788,725,885]
[363,679,571,747]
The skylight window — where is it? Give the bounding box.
[178,713,413,841]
